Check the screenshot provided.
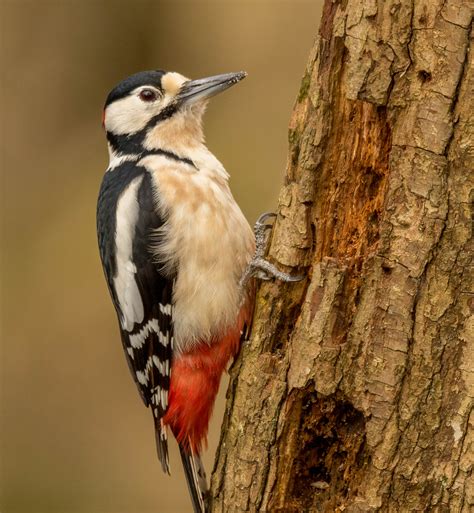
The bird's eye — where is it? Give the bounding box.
[139,89,158,102]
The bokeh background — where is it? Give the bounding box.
[1,1,322,512]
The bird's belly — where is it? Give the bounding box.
[150,165,255,353]
[172,201,253,352]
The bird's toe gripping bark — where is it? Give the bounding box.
[240,212,304,289]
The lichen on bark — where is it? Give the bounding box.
[211,1,473,512]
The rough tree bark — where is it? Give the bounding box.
[210,1,473,512]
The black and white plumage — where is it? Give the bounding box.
[97,69,257,513]
[97,69,299,513]
[97,157,175,472]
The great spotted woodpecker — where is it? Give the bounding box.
[97,70,299,513]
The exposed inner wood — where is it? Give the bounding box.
[269,389,368,512]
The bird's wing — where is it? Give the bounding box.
[97,162,173,473]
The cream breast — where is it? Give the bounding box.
[140,151,255,353]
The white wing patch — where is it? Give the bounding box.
[114,175,145,331]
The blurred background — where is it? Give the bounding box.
[1,1,322,512]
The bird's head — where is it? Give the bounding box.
[103,70,247,157]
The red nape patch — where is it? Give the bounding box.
[163,308,250,453]
[101,109,106,128]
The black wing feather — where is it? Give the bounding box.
[97,162,174,473]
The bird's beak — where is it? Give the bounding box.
[178,71,247,106]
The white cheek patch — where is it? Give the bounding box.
[105,94,156,135]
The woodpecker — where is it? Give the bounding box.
[97,69,299,513]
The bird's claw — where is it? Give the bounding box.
[255,211,277,227]
[251,258,304,282]
[240,212,304,289]
[254,211,276,258]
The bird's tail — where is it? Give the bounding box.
[153,415,170,474]
[179,444,209,513]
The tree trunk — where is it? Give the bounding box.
[210,1,473,512]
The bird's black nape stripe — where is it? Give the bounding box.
[145,149,197,169]
[105,70,166,107]
[106,130,146,155]
[106,140,199,171]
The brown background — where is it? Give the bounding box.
[1,1,322,512]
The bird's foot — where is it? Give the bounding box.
[240,212,304,288]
